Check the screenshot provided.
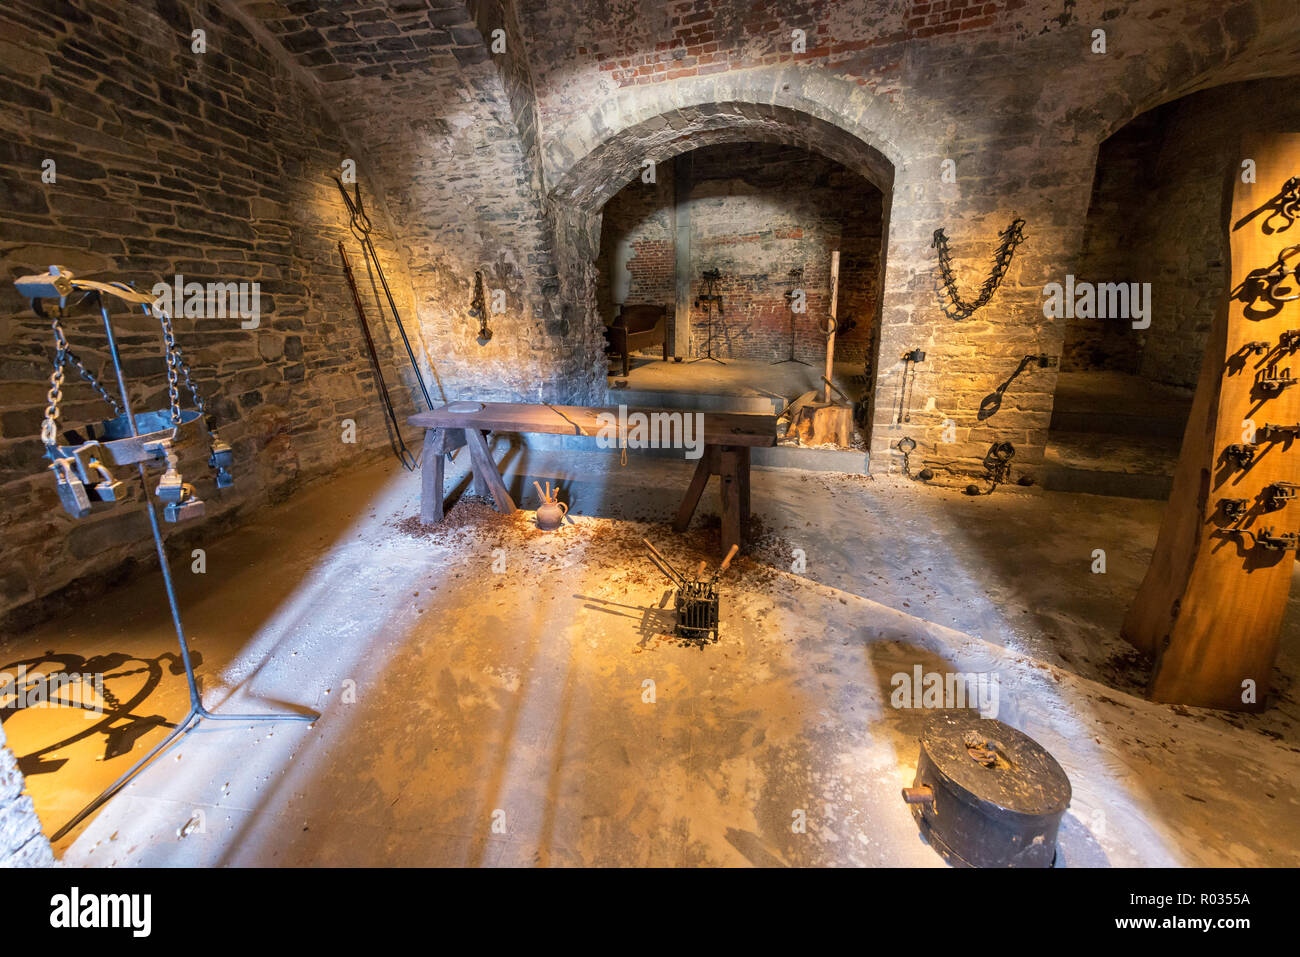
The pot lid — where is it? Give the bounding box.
[920,711,1071,817]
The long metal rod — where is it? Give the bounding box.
[357,229,434,410]
[642,539,685,588]
[50,291,317,844]
[334,176,439,410]
[340,242,418,470]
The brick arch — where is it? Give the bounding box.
[544,82,900,420]
[1088,10,1300,144]
[545,74,902,212]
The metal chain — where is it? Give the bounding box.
[154,307,219,453]
[157,307,185,425]
[41,313,68,446]
[62,347,122,417]
[932,217,1027,320]
[41,307,123,445]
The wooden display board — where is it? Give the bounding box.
[1123,134,1300,711]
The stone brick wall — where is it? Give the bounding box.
[5,0,1299,621]
[528,0,1299,471]
[595,168,676,319]
[0,719,54,866]
[596,143,882,365]
[0,0,428,627]
[249,0,597,409]
[1065,76,1300,389]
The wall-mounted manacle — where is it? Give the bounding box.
[1260,174,1300,232]
[1256,365,1296,392]
[1235,527,1300,552]
[896,349,925,423]
[1219,497,1250,521]
[1265,482,1300,509]
[1223,443,1257,469]
[1259,422,1300,440]
[895,435,934,481]
[963,441,1017,496]
[977,353,1055,421]
[931,217,1026,321]
[1234,243,1300,312]
[1259,245,1300,301]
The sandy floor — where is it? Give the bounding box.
[3,444,1298,866]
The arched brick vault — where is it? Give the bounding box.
[548,99,899,210]
[543,91,901,430]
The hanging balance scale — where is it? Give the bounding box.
[902,711,1071,867]
[18,266,232,522]
[13,265,316,842]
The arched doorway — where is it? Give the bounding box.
[1046,75,1300,499]
[545,100,897,452]
[591,141,885,447]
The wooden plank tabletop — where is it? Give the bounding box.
[409,401,777,448]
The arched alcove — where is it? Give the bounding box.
[545,100,897,446]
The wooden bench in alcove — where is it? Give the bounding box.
[408,402,776,556]
[604,303,669,377]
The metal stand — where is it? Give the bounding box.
[771,297,810,366]
[46,289,317,843]
[689,270,727,365]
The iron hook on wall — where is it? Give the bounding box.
[470,270,492,345]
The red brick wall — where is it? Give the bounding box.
[568,0,1026,92]
[596,142,883,364]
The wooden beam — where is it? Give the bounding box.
[824,249,840,403]
[409,403,777,448]
[463,427,516,514]
[1122,133,1300,711]
[673,153,693,358]
[420,428,448,524]
[672,445,717,532]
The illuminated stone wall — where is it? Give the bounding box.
[0,0,427,626]
[3,0,1299,622]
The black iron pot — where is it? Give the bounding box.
[903,711,1071,868]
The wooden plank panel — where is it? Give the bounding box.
[420,428,447,524]
[463,426,516,514]
[409,403,777,447]
[1123,133,1300,710]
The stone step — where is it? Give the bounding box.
[1040,430,1180,500]
[1050,370,1193,438]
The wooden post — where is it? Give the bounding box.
[824,250,840,403]
[1122,133,1300,711]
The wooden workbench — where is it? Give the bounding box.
[408,402,777,555]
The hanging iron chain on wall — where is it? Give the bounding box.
[932,217,1027,320]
